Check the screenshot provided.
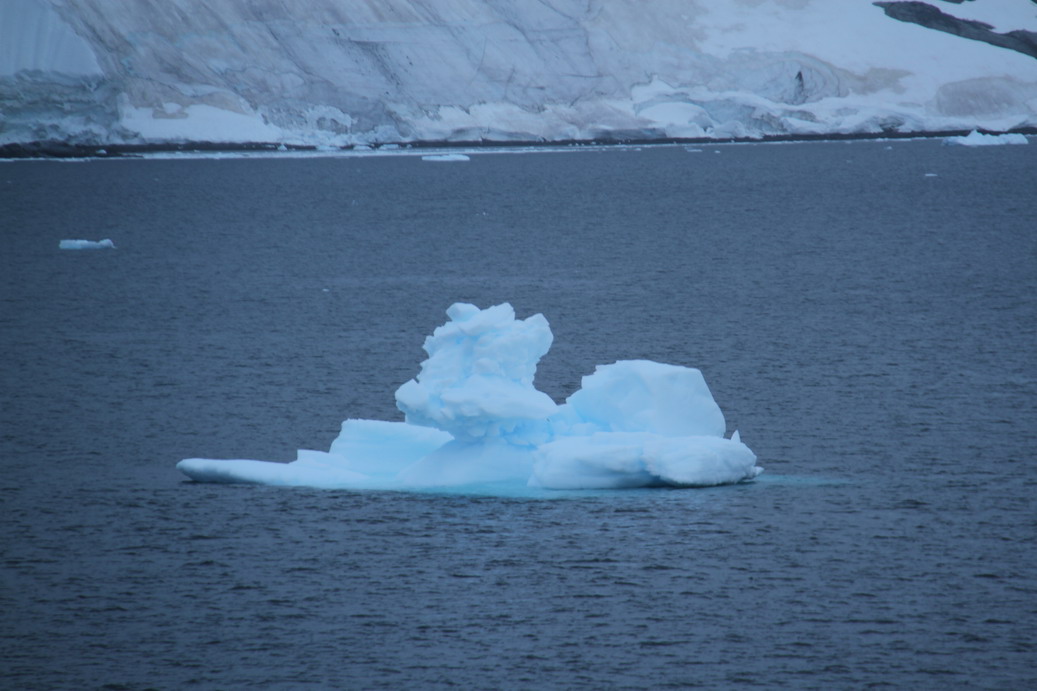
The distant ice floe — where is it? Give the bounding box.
[177,303,760,492]
[944,130,1029,146]
[421,154,470,162]
[59,239,115,249]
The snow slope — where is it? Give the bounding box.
[2,0,1035,147]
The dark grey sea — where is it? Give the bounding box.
[2,140,1035,689]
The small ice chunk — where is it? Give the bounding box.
[421,154,470,162]
[944,131,1028,147]
[59,239,115,249]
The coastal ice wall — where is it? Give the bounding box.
[2,0,1036,147]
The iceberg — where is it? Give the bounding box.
[421,154,470,162]
[943,130,1029,146]
[59,238,115,249]
[177,303,761,491]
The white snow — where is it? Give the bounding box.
[0,0,101,76]
[59,238,115,249]
[119,103,284,144]
[943,130,1029,146]
[177,303,761,491]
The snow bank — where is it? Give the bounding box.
[944,130,1029,146]
[59,238,115,249]
[177,303,760,491]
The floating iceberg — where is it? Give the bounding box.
[59,238,115,249]
[177,303,760,491]
[421,154,470,162]
[943,131,1028,146]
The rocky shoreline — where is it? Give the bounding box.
[4,127,1034,159]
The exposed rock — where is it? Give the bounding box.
[874,1,1037,59]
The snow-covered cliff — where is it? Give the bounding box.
[2,0,1035,148]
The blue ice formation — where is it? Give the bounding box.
[177,303,760,490]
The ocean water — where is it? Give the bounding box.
[1,140,1035,689]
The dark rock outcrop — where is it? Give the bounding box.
[874,2,1037,59]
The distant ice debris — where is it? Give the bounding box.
[944,131,1029,146]
[177,303,761,492]
[421,154,470,162]
[59,239,115,249]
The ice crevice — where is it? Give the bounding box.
[177,303,761,492]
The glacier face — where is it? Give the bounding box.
[2,0,1036,148]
